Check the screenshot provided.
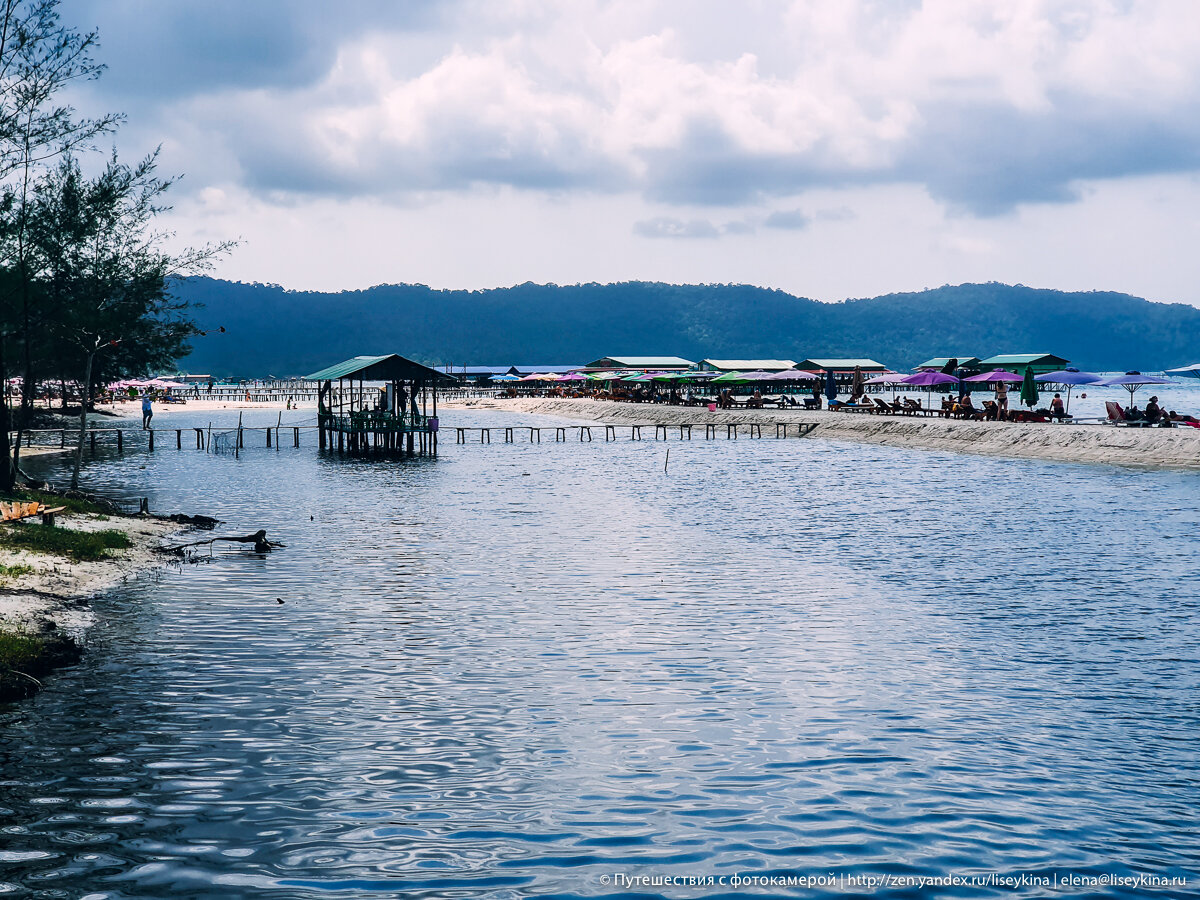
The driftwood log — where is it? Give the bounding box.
[163,529,284,554]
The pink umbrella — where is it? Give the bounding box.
[901,371,960,386]
[963,369,1023,383]
[864,372,909,384]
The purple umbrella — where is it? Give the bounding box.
[963,369,1023,383]
[901,371,960,386]
[864,372,910,384]
[766,369,818,381]
[1035,369,1103,385]
[1097,372,1172,405]
[1034,369,1102,413]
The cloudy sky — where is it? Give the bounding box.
[70,0,1200,304]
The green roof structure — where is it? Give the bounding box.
[916,356,981,371]
[585,356,695,370]
[304,354,457,383]
[796,358,887,373]
[977,353,1068,375]
[698,359,797,371]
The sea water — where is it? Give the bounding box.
[2,408,1198,898]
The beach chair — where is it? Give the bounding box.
[872,398,893,414]
[0,501,66,524]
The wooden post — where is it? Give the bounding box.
[117,430,123,452]
[294,427,299,448]
[267,427,272,447]
[90,431,96,453]
[176,429,182,449]
[148,429,154,451]
[60,429,66,448]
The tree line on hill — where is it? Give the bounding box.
[174,277,1200,378]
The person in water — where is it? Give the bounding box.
[141,394,153,429]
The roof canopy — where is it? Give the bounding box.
[510,364,581,375]
[586,356,695,369]
[915,356,981,370]
[304,354,458,383]
[796,358,887,372]
[978,353,1068,368]
[699,359,797,372]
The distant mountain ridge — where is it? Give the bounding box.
[171,278,1200,377]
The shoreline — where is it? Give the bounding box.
[0,510,189,702]
[443,397,1200,469]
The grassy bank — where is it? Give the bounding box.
[0,624,81,703]
[0,522,130,561]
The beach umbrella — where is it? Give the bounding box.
[863,372,908,384]
[555,372,585,381]
[1034,368,1102,413]
[851,365,864,398]
[1019,366,1040,409]
[901,371,959,386]
[1166,363,1200,379]
[766,369,818,381]
[900,370,958,406]
[824,369,838,404]
[963,369,1023,383]
[712,371,750,384]
[1097,372,1172,405]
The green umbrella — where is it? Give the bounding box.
[1019,365,1039,408]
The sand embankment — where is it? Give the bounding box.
[1,513,186,700]
[444,397,1200,469]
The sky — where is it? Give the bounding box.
[68,0,1200,305]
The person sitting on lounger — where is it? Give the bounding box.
[1049,393,1067,421]
[1144,396,1162,424]
[982,400,999,420]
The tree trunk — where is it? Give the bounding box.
[0,338,13,493]
[70,351,94,490]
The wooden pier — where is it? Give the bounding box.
[14,420,817,458]
[454,422,818,443]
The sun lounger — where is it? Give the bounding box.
[1106,401,1152,427]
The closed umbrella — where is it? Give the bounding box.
[1019,366,1039,409]
[851,365,864,399]
[824,369,838,404]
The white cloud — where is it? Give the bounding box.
[64,0,1200,304]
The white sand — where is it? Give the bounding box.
[0,515,184,635]
[103,398,316,418]
[443,397,1200,469]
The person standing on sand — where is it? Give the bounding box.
[141,394,153,430]
[995,379,1009,416]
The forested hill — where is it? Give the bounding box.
[171,278,1200,377]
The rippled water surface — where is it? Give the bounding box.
[3,409,1199,898]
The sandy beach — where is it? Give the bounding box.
[0,511,188,701]
[444,396,1200,469]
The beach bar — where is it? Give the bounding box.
[306,354,458,456]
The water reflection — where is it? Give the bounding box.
[2,409,1198,897]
